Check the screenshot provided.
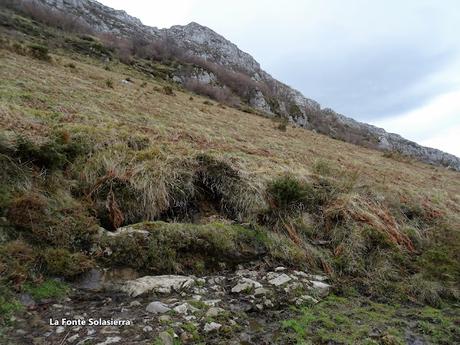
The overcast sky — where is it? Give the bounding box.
[100,0,460,156]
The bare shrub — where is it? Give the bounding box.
[325,193,415,252]
[105,79,114,88]
[383,150,413,164]
[150,36,186,62]
[181,55,262,102]
[163,85,175,96]
[183,79,238,106]
[213,67,258,101]
[6,0,92,34]
[98,33,133,64]
[28,44,51,61]
[130,36,150,59]
[273,117,288,131]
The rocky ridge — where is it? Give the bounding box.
[35,0,460,170]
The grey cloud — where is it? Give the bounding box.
[267,39,457,121]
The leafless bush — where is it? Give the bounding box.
[148,37,187,62]
[130,36,150,59]
[181,55,262,101]
[215,68,258,101]
[6,0,92,34]
[98,33,133,64]
[183,79,239,106]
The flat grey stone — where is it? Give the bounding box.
[204,322,222,333]
[146,301,171,314]
[268,273,292,286]
[119,275,195,297]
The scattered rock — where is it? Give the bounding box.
[295,295,319,306]
[292,270,309,278]
[106,226,148,237]
[203,299,221,307]
[119,275,195,297]
[67,334,79,342]
[101,326,119,334]
[146,301,171,314]
[309,281,331,297]
[264,299,274,308]
[158,331,174,345]
[5,264,332,344]
[274,266,286,272]
[254,287,269,297]
[95,337,122,345]
[308,274,328,282]
[231,278,262,293]
[173,303,188,314]
[268,273,291,286]
[236,269,259,279]
[19,293,35,307]
[129,300,141,307]
[204,322,222,333]
[173,303,197,314]
[159,315,171,323]
[143,326,153,332]
[206,307,224,317]
[77,337,96,345]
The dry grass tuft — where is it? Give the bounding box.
[325,194,415,252]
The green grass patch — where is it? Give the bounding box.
[23,279,69,300]
[282,295,460,345]
[0,287,22,325]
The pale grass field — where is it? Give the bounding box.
[0,48,458,217]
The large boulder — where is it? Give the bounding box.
[118,275,195,297]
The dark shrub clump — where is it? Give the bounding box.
[28,44,51,61]
[14,133,89,171]
[43,248,94,278]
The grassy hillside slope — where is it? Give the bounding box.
[0,8,459,344]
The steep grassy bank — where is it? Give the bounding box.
[0,7,459,343]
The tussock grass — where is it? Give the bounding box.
[80,146,180,228]
[0,240,37,288]
[325,193,415,252]
[7,191,97,249]
[194,154,264,221]
[78,147,263,228]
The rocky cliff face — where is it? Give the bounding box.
[34,0,460,171]
[39,0,160,38]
